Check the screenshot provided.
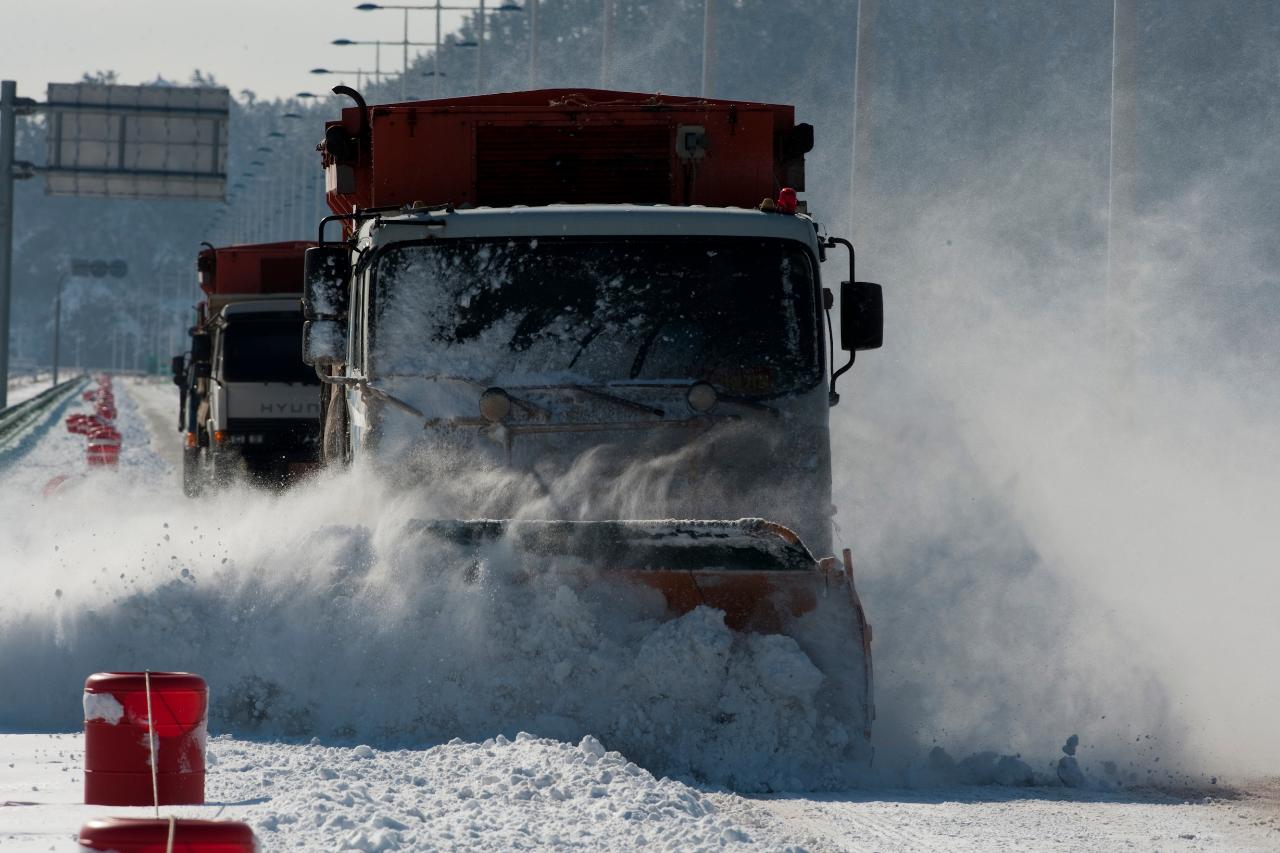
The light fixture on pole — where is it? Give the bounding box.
[356,3,520,99]
[311,67,369,89]
[333,38,433,87]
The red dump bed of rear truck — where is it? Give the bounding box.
[320,89,813,215]
[197,241,316,305]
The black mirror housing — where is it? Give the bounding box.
[170,355,186,385]
[303,247,351,321]
[190,331,212,363]
[193,361,212,379]
[840,281,883,353]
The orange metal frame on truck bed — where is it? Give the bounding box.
[319,88,813,217]
[196,241,316,313]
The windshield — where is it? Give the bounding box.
[221,314,317,384]
[371,237,820,396]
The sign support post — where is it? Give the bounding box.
[0,81,16,408]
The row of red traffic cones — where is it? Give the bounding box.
[65,375,121,468]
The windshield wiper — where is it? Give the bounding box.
[628,315,671,379]
[361,382,430,420]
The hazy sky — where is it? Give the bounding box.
[1,0,483,101]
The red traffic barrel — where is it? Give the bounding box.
[83,672,208,806]
[79,818,256,852]
[86,444,120,467]
[86,429,121,467]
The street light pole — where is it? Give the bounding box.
[435,0,443,97]
[701,0,715,98]
[478,0,487,92]
[528,0,538,87]
[1106,0,1140,407]
[851,0,877,242]
[0,81,17,407]
[52,273,65,384]
[403,7,410,99]
[601,0,615,88]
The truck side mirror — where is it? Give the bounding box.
[303,319,347,367]
[303,247,351,320]
[170,355,186,386]
[193,361,212,379]
[840,281,883,352]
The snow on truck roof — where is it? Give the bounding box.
[362,205,822,252]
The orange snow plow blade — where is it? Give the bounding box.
[411,517,875,745]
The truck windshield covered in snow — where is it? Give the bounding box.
[221,315,318,385]
[370,237,820,396]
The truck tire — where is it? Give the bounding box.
[182,447,205,498]
[321,380,350,465]
[244,454,288,490]
[209,449,238,489]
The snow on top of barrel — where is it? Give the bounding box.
[82,691,124,725]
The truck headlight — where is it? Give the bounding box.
[686,382,718,414]
[479,388,512,423]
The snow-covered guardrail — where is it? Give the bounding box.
[0,375,87,451]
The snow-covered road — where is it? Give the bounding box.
[0,378,1277,851]
[2,732,1277,851]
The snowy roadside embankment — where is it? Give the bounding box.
[5,372,57,407]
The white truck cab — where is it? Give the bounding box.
[305,204,871,553]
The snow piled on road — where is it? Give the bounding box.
[5,731,1277,852]
[209,733,794,851]
[0,379,862,793]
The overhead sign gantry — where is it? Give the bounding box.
[43,83,229,200]
[0,80,229,407]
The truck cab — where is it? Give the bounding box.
[316,204,846,551]
[180,242,320,494]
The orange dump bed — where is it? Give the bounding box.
[320,88,813,216]
[196,241,316,312]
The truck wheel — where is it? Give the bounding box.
[244,455,288,490]
[210,450,238,488]
[322,381,350,465]
[182,447,205,498]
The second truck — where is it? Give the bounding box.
[174,241,321,495]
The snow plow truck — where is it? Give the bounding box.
[302,88,883,759]
[174,241,321,495]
